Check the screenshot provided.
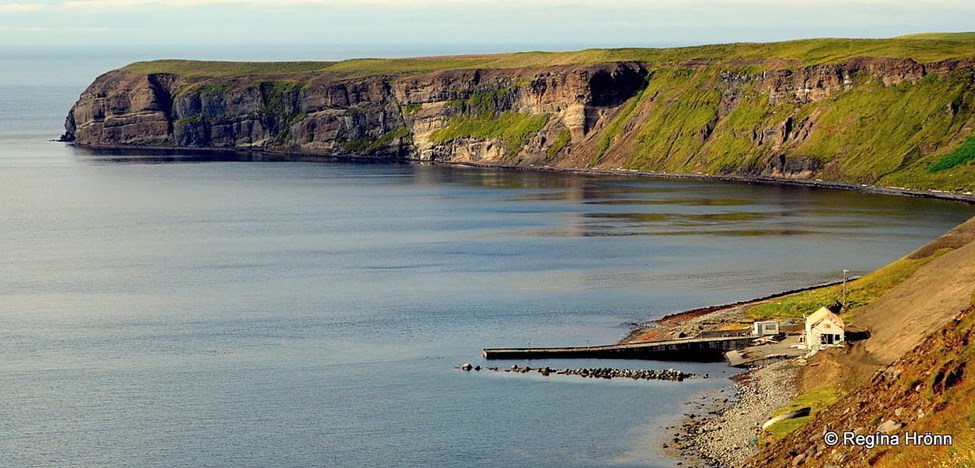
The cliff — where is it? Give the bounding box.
[64,33,975,191]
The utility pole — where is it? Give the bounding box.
[842,269,850,308]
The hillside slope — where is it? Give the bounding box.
[753,307,975,467]
[64,34,975,191]
[854,216,975,365]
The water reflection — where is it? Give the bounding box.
[74,146,411,166]
[73,146,973,241]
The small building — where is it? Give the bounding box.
[752,321,780,336]
[804,307,845,350]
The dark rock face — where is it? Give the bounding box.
[69,71,174,146]
[764,154,822,178]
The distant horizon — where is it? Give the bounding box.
[2,0,973,55]
[1,30,972,64]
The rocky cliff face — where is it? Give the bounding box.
[66,63,647,164]
[64,56,975,190]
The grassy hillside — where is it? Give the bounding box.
[122,33,975,78]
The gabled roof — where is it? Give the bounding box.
[807,307,845,329]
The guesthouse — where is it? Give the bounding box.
[804,307,845,350]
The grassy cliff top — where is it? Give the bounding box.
[122,33,975,79]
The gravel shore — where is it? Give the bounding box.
[672,360,800,467]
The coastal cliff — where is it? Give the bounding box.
[64,34,975,191]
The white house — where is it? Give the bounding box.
[753,321,780,336]
[804,307,845,350]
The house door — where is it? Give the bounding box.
[822,334,833,345]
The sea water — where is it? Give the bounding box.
[2,47,972,467]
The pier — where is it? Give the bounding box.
[482,336,758,362]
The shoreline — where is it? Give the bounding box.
[621,277,857,343]
[672,360,801,467]
[623,286,824,466]
[68,143,975,205]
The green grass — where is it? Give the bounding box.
[341,126,411,154]
[749,249,951,321]
[591,75,652,166]
[765,386,839,440]
[791,71,975,183]
[459,87,511,115]
[124,60,336,77]
[546,128,572,160]
[623,68,724,171]
[430,112,549,156]
[179,82,235,97]
[401,103,422,115]
[930,137,975,172]
[121,34,975,79]
[606,61,975,190]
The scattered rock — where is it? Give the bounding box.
[680,360,800,467]
[474,364,697,381]
[876,419,902,434]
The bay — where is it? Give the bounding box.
[1,49,972,467]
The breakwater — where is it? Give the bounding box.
[459,363,699,382]
[482,336,757,362]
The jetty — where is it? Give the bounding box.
[482,336,757,362]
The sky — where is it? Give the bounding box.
[0,0,973,59]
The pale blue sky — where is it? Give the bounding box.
[1,0,973,58]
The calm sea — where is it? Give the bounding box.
[2,48,972,467]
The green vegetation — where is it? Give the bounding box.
[252,80,304,145]
[430,112,549,156]
[930,137,975,172]
[430,86,548,156]
[401,103,422,115]
[179,82,235,97]
[121,34,975,79]
[340,127,410,154]
[592,75,652,166]
[795,71,975,183]
[123,60,335,78]
[253,79,304,96]
[546,128,572,160]
[604,63,975,191]
[749,249,951,321]
[175,115,203,125]
[622,68,725,171]
[764,386,839,440]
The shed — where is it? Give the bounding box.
[752,321,780,336]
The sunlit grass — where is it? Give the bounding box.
[430,113,549,156]
[121,34,975,79]
[764,386,839,440]
[749,249,952,321]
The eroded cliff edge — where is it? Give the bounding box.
[64,36,975,191]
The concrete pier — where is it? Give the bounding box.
[482,336,757,362]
